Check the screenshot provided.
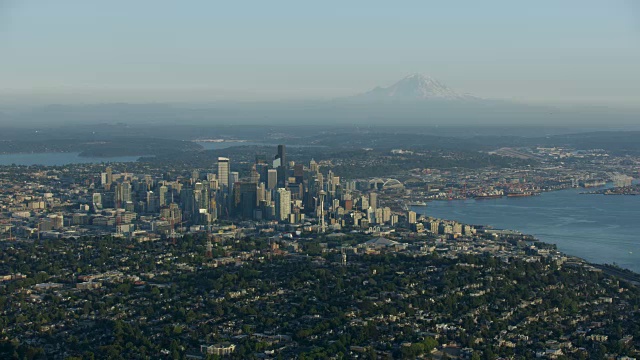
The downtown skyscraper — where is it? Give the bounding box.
[217,157,230,191]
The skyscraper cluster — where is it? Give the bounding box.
[94,144,394,234]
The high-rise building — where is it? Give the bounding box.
[332,198,340,210]
[360,196,369,210]
[106,166,113,185]
[102,166,113,189]
[238,182,258,219]
[229,172,239,193]
[250,165,260,184]
[369,192,378,210]
[257,182,266,202]
[194,183,209,210]
[275,188,291,222]
[309,159,318,173]
[159,185,169,206]
[293,164,304,184]
[375,208,383,224]
[267,169,278,190]
[217,157,230,191]
[276,145,287,187]
[382,207,392,223]
[277,145,286,168]
[256,163,269,184]
[408,211,417,224]
[146,191,159,213]
[115,181,132,208]
[367,207,376,224]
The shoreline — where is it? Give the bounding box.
[410,185,639,275]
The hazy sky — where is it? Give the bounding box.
[1,1,639,105]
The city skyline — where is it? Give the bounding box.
[2,2,640,358]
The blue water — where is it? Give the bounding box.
[0,141,320,166]
[413,187,640,273]
[0,153,141,166]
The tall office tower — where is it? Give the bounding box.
[293,164,304,184]
[265,190,272,204]
[250,165,260,184]
[257,182,266,202]
[332,198,340,210]
[408,211,417,224]
[309,159,318,173]
[194,184,208,210]
[375,208,383,225]
[277,144,286,167]
[209,179,219,192]
[171,181,183,193]
[275,188,291,222]
[180,188,194,218]
[331,176,340,193]
[360,195,369,210]
[267,169,278,190]
[209,198,218,220]
[140,175,151,190]
[146,191,159,213]
[102,166,113,189]
[382,207,392,223]
[229,172,239,193]
[106,166,113,184]
[217,157,230,191]
[369,192,378,210]
[115,181,132,208]
[288,183,303,200]
[238,182,258,219]
[276,144,287,187]
[326,170,333,191]
[191,170,200,183]
[159,185,169,206]
[367,207,376,224]
[256,163,269,183]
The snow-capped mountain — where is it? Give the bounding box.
[352,73,476,101]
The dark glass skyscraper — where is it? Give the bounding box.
[276,144,287,188]
[277,145,286,167]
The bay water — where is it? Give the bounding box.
[413,187,640,273]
